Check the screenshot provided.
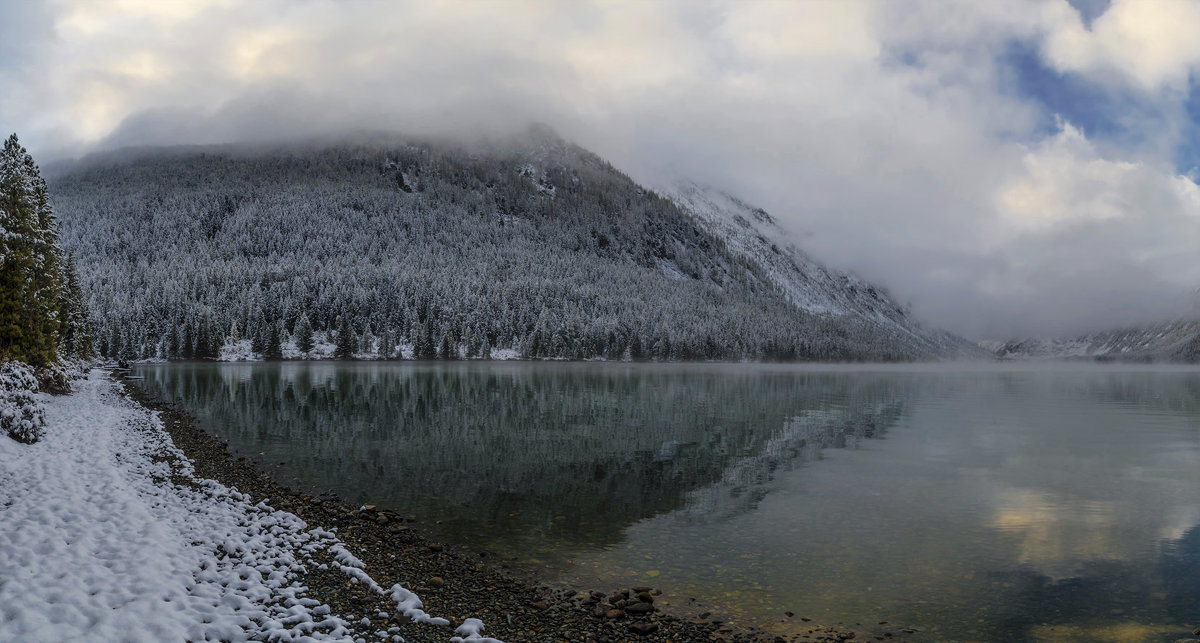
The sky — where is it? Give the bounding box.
[3,0,1200,339]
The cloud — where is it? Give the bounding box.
[5,0,1200,339]
[1044,0,1200,91]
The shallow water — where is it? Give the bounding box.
[133,361,1200,642]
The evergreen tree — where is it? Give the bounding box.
[295,313,314,355]
[380,328,394,359]
[57,253,92,358]
[335,315,356,359]
[0,134,63,365]
[181,323,195,360]
[264,322,283,360]
[250,313,268,355]
[361,324,376,355]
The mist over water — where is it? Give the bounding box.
[135,362,1200,642]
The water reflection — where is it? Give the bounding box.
[135,362,908,554]
[135,363,1200,642]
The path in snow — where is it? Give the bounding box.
[0,371,495,642]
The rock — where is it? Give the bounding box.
[699,612,711,619]
[1195,629,1200,637]
[376,515,389,525]
[389,524,409,533]
[625,602,654,615]
[785,612,794,618]
[362,504,377,511]
[592,606,608,618]
[605,609,624,620]
[427,544,443,553]
[589,591,606,601]
[429,577,444,588]
[636,592,654,604]
[632,586,652,593]
[530,601,549,611]
[629,622,659,635]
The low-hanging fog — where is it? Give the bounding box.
[4,0,1200,340]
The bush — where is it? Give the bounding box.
[34,365,71,395]
[1,361,46,444]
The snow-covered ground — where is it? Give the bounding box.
[0,371,500,642]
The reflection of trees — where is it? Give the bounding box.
[136,363,908,551]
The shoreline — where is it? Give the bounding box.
[118,371,905,643]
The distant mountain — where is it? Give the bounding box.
[979,318,1200,362]
[48,127,976,362]
[666,181,978,359]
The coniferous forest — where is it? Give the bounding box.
[46,129,967,363]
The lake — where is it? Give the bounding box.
[132,361,1200,642]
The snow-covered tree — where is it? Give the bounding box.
[334,316,356,359]
[294,313,314,355]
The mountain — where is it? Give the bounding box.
[47,127,975,362]
[980,318,1200,362]
[665,181,977,358]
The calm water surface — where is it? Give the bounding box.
[133,362,1200,642]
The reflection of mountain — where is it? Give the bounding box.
[679,402,904,522]
[135,363,908,551]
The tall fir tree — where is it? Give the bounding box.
[335,315,356,359]
[264,321,283,360]
[0,134,66,365]
[57,253,92,358]
[295,313,314,355]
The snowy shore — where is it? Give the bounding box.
[0,370,496,642]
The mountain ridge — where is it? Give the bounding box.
[980,317,1200,362]
[48,128,978,362]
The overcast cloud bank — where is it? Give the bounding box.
[4,0,1200,339]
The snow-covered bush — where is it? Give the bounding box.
[34,364,71,395]
[1,361,46,444]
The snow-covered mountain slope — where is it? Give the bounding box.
[667,181,983,359]
[980,318,1200,362]
[50,127,976,362]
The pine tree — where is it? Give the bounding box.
[361,324,376,355]
[295,313,314,355]
[335,315,356,359]
[264,322,283,360]
[380,328,394,359]
[57,253,92,358]
[181,323,195,360]
[0,134,63,365]
[250,313,268,355]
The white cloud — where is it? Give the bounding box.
[1044,0,1200,91]
[4,0,1200,338]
